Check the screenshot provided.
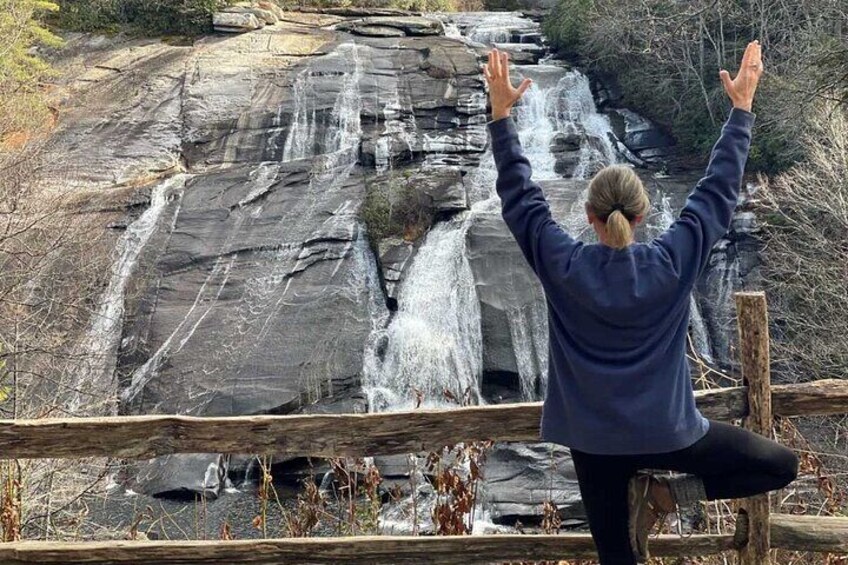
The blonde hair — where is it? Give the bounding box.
[587,165,650,249]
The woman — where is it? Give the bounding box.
[483,41,798,564]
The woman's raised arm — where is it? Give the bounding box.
[656,41,764,284]
[485,49,581,282]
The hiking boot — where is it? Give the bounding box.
[627,472,674,562]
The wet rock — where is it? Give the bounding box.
[466,179,587,382]
[410,167,468,214]
[481,442,584,525]
[130,454,228,499]
[550,132,581,153]
[549,131,581,177]
[119,160,375,417]
[356,37,488,162]
[116,157,385,496]
[607,108,676,163]
[492,42,547,64]
[213,12,263,32]
[379,238,416,302]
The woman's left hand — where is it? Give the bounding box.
[483,48,532,121]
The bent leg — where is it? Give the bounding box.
[637,420,799,501]
[571,448,640,565]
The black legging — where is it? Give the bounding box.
[570,419,799,565]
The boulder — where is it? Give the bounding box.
[130,454,228,499]
[258,1,286,20]
[481,442,584,525]
[213,12,263,32]
[222,5,279,25]
[336,17,444,37]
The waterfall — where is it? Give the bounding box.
[459,12,536,44]
[364,16,625,410]
[363,213,483,411]
[552,71,618,178]
[512,66,618,181]
[74,174,185,413]
[653,192,715,363]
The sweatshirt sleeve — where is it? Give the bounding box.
[655,108,755,285]
[488,116,581,283]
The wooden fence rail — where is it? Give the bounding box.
[0,379,845,460]
[0,514,845,564]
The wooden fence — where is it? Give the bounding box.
[0,291,846,564]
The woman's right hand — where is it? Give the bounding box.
[483,48,532,121]
[720,40,764,113]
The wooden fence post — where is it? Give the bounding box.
[735,291,773,565]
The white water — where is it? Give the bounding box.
[363,214,483,411]
[280,43,363,168]
[74,174,185,414]
[654,192,715,363]
[364,15,623,410]
[454,12,536,45]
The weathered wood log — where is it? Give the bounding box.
[0,515,840,564]
[0,380,845,460]
[770,513,848,553]
[771,379,848,417]
[735,291,772,565]
[0,533,738,564]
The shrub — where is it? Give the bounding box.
[360,172,434,250]
[0,0,62,141]
[543,0,848,174]
[760,103,848,381]
[51,0,231,36]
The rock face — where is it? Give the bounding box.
[50,20,490,498]
[119,159,373,419]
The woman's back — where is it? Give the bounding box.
[544,241,705,455]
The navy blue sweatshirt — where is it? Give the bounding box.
[489,108,755,455]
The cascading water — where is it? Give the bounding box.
[363,213,483,411]
[364,15,623,416]
[74,174,186,414]
[652,192,715,363]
